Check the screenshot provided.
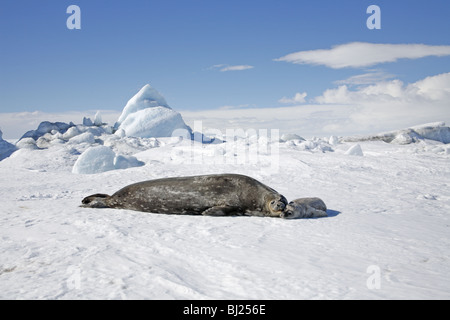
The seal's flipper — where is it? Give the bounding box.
[202,206,240,216]
[81,193,110,208]
[308,207,328,218]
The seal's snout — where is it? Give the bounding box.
[269,199,287,214]
[281,204,295,219]
[80,193,110,208]
[276,201,286,211]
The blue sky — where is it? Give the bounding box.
[1,0,450,114]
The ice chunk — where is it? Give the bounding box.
[117,106,192,138]
[94,111,103,126]
[412,123,450,144]
[280,133,305,142]
[116,84,170,125]
[19,121,73,141]
[345,144,364,156]
[115,128,126,138]
[343,122,450,144]
[16,137,38,150]
[83,117,93,126]
[0,129,17,160]
[68,132,95,145]
[62,126,81,140]
[391,132,414,145]
[115,84,192,138]
[72,145,144,174]
[329,135,339,145]
[72,146,115,174]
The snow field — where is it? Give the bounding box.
[1,85,449,299]
[1,136,449,299]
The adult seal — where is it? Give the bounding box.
[81,174,288,217]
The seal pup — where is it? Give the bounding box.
[81,174,287,217]
[280,197,328,219]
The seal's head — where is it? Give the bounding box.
[280,201,303,219]
[80,193,110,208]
[265,195,288,217]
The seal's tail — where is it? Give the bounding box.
[81,193,110,208]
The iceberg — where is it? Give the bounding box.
[115,84,192,138]
[117,84,169,125]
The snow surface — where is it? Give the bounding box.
[1,87,449,299]
[1,123,450,299]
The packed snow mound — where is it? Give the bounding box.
[0,129,17,161]
[344,122,450,144]
[115,84,192,138]
[72,145,144,174]
[118,106,192,139]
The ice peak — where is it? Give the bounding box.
[135,84,169,107]
[117,84,170,125]
[115,84,192,138]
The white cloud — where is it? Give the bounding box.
[335,70,396,86]
[275,42,450,69]
[315,72,450,104]
[312,72,450,133]
[278,92,307,104]
[218,104,251,110]
[209,64,254,72]
[182,72,450,138]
